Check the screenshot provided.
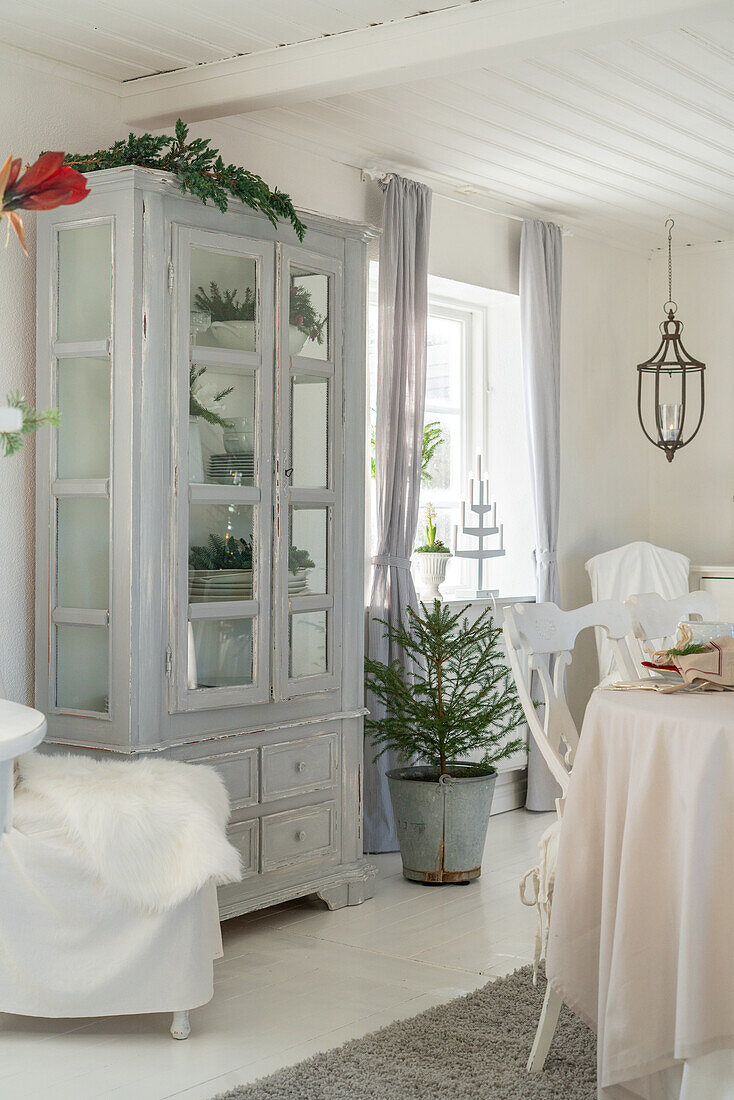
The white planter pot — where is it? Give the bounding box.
[204,320,308,356]
[289,324,308,356]
[413,552,451,602]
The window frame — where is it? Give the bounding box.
[368,265,490,592]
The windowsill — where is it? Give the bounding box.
[440,592,535,606]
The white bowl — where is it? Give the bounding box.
[208,320,256,351]
[683,621,734,645]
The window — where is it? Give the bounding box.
[368,265,534,598]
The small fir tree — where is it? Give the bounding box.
[365,601,524,778]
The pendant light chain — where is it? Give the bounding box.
[665,217,675,313]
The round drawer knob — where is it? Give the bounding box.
[296,830,307,842]
[296,761,307,773]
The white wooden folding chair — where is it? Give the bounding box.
[503,599,634,1074]
[626,590,719,677]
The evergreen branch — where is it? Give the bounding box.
[64,120,306,241]
[1,392,60,457]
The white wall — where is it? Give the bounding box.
[558,235,652,719]
[647,245,734,566]
[0,48,122,703]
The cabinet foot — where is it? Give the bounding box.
[316,878,374,910]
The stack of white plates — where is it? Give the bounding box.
[288,568,311,597]
[189,567,313,603]
[189,568,252,603]
[207,451,255,485]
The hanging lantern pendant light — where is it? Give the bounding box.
[637,219,705,462]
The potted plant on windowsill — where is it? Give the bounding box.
[365,601,524,884]
[413,503,451,601]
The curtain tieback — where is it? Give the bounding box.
[535,549,557,565]
[371,554,412,571]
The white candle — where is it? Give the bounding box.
[468,475,474,504]
[460,501,465,526]
[452,524,457,553]
[476,454,482,481]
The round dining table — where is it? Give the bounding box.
[546,687,734,1100]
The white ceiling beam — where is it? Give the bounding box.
[121,0,732,128]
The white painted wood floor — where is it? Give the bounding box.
[0,808,554,1100]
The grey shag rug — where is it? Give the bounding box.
[213,966,596,1099]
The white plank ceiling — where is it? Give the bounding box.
[2,1,734,248]
[0,1,471,81]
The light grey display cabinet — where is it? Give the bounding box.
[34,167,375,915]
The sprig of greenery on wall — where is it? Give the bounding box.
[0,392,60,457]
[64,120,306,240]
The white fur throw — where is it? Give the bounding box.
[17,752,242,913]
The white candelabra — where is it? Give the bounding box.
[452,455,505,599]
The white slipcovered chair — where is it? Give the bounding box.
[503,599,634,1074]
[585,541,690,684]
[626,590,719,676]
[0,698,240,1039]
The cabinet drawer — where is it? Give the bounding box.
[210,749,258,809]
[225,818,259,880]
[261,733,338,803]
[261,801,337,871]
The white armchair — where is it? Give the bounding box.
[0,699,238,1039]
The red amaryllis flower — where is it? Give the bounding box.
[0,152,89,254]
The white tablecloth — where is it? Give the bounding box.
[546,689,734,1099]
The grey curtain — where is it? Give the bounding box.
[364,174,432,853]
[519,219,563,812]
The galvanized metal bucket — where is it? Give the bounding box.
[386,764,497,884]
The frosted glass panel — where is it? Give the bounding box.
[57,357,110,479]
[290,270,329,361]
[290,507,327,595]
[57,497,109,609]
[189,618,253,688]
[56,624,108,712]
[57,224,112,342]
[191,248,258,351]
[290,612,327,679]
[291,375,328,489]
[189,503,255,603]
[189,368,255,485]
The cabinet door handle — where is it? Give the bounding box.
[296,830,306,842]
[284,467,294,478]
[296,761,306,773]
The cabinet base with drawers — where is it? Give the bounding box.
[176,717,377,917]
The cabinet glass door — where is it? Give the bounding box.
[50,220,113,716]
[277,249,342,697]
[172,226,274,710]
